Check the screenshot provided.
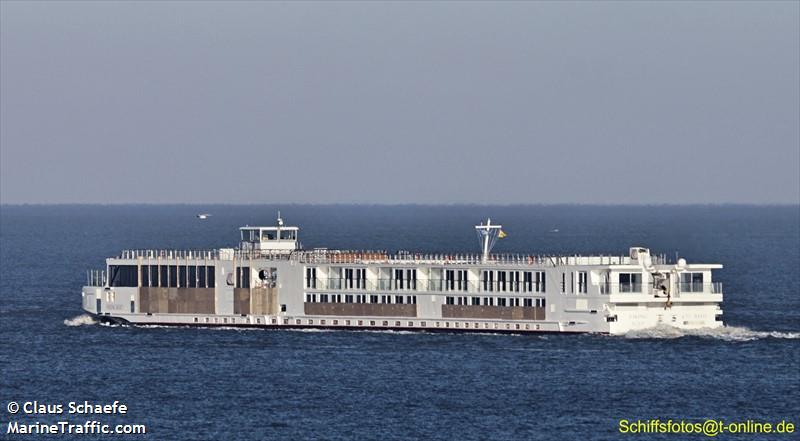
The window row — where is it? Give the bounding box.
[192,316,546,331]
[109,265,216,288]
[305,293,418,305]
[482,271,546,293]
[140,265,216,288]
[560,271,589,294]
[445,296,545,308]
[304,268,548,293]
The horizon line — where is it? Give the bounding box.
[2,202,799,207]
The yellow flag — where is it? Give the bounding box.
[498,230,507,238]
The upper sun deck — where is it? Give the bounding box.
[110,248,677,268]
[106,216,716,269]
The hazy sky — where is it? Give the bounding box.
[1,1,798,204]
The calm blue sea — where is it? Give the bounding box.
[1,205,798,440]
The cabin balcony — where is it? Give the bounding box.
[604,281,723,303]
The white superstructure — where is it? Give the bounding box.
[82,216,724,334]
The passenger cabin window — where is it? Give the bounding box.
[578,271,588,294]
[137,264,213,288]
[109,265,137,287]
[306,267,317,289]
[445,270,469,291]
[237,267,250,288]
[344,268,366,289]
[483,271,494,292]
[618,273,642,293]
[536,271,546,293]
[393,269,416,290]
[680,272,704,292]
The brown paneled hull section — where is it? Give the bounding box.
[441,305,545,320]
[304,303,417,317]
[233,288,250,315]
[252,287,279,315]
[139,288,215,314]
[234,287,279,315]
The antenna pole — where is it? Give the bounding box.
[483,218,491,262]
[475,218,502,263]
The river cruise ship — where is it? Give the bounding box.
[82,215,724,334]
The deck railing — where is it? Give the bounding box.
[112,248,667,268]
[599,282,723,295]
[678,282,723,294]
[86,269,106,287]
[117,249,221,260]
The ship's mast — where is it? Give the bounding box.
[475,218,503,262]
